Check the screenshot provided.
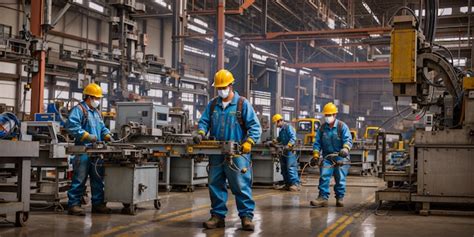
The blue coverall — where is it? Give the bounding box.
[277,123,300,186]
[198,91,261,220]
[66,101,111,207]
[313,119,352,200]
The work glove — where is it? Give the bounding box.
[104,134,115,142]
[339,148,350,158]
[193,130,205,144]
[241,139,254,154]
[86,134,97,143]
[310,150,320,166]
[284,143,294,152]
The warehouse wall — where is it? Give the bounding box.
[0,3,174,112]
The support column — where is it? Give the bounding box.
[30,0,46,114]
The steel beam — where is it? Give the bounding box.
[331,73,390,79]
[30,0,46,114]
[284,61,389,70]
[241,27,391,42]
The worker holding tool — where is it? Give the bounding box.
[194,69,261,231]
[272,114,300,191]
[309,102,352,208]
[65,83,114,216]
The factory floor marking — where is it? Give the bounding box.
[92,190,281,237]
[318,194,375,237]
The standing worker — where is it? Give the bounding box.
[271,114,300,191]
[309,102,352,208]
[66,83,114,216]
[194,69,261,231]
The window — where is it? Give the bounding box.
[182,93,194,102]
[460,6,474,13]
[100,83,108,94]
[297,121,312,133]
[88,2,104,13]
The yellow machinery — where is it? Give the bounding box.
[350,129,358,141]
[364,126,380,139]
[294,118,321,145]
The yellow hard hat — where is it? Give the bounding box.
[322,102,338,115]
[212,69,235,87]
[272,114,283,123]
[83,83,103,98]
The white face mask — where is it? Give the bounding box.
[90,99,100,108]
[325,115,335,124]
[218,87,230,99]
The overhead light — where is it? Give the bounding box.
[187,23,206,34]
[193,18,208,28]
[155,0,167,7]
[383,106,393,111]
[362,1,380,24]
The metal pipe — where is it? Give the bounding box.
[216,0,225,70]
[469,0,473,68]
[261,0,267,35]
[172,0,180,69]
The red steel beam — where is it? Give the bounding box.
[284,61,389,70]
[30,0,46,114]
[330,73,389,79]
[241,27,391,42]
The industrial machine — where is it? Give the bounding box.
[21,120,70,212]
[116,101,208,191]
[0,112,39,226]
[0,140,39,227]
[376,2,474,215]
[67,143,160,215]
[294,118,321,145]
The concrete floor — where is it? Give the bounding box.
[1,176,474,237]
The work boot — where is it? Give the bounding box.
[336,198,344,207]
[241,217,255,231]
[288,185,300,192]
[277,184,289,191]
[203,215,225,229]
[68,205,85,216]
[92,203,111,214]
[310,197,328,208]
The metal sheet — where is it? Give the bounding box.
[0,141,39,157]
[418,147,474,197]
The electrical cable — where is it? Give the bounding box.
[388,6,420,27]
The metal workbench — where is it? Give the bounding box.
[0,140,39,227]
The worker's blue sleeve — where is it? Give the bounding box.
[341,123,353,150]
[287,125,297,145]
[313,128,323,152]
[100,119,111,139]
[242,100,261,144]
[197,100,212,135]
[66,106,87,141]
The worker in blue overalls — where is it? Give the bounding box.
[310,102,352,208]
[271,114,300,191]
[194,69,261,231]
[66,83,114,216]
